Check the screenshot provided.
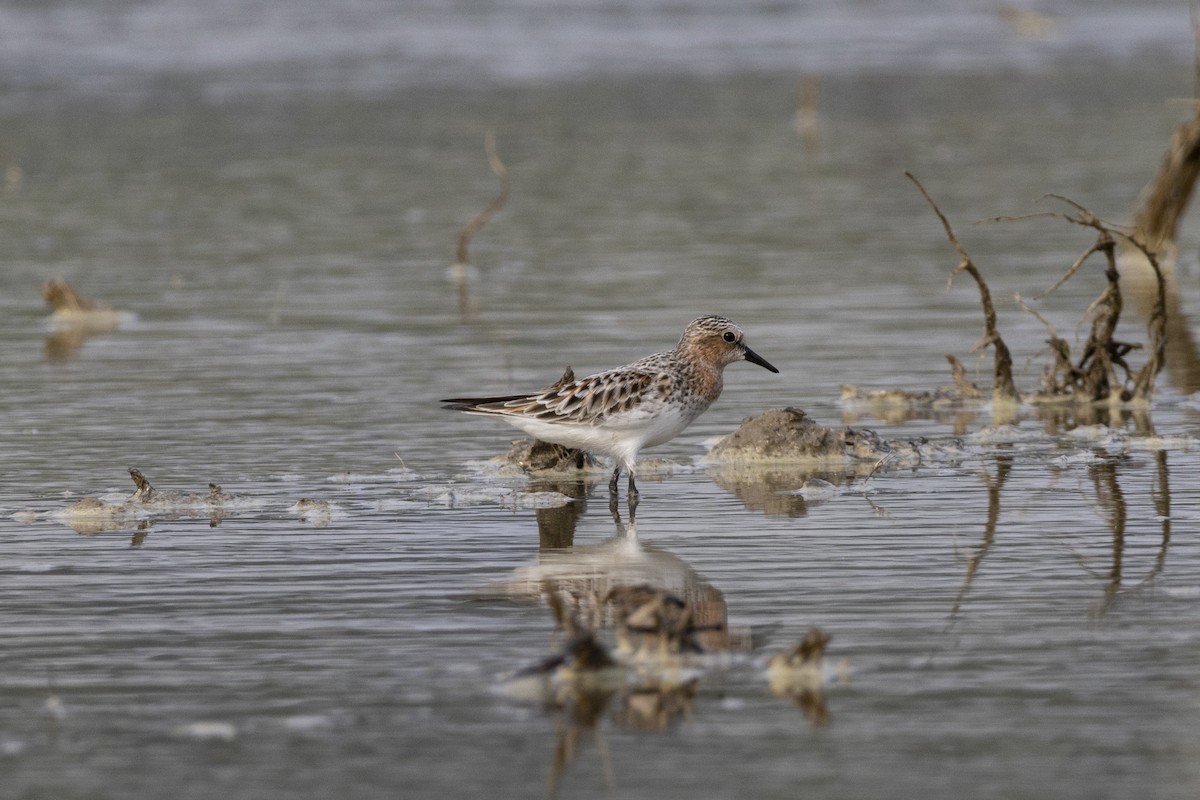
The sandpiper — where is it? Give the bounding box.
[441,315,779,496]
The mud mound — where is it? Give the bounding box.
[706,407,949,467]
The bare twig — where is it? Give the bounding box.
[455,130,509,266]
[946,354,982,399]
[906,172,1018,404]
[1014,291,1058,339]
[451,130,510,315]
[1035,240,1107,300]
[1124,236,1168,400]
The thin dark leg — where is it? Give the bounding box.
[608,467,620,516]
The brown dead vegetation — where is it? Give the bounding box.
[995,196,1168,406]
[846,107,1200,430]
[909,104,1200,415]
[907,160,1177,418]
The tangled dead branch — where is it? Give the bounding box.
[993,197,1167,405]
[900,102,1200,418]
[908,172,1169,416]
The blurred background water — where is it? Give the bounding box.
[2,2,1200,799]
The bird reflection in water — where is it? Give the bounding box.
[495,483,743,797]
[494,482,841,797]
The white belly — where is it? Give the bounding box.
[495,404,697,472]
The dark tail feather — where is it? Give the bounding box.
[443,367,575,412]
[440,395,529,411]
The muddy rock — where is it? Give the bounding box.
[706,407,952,468]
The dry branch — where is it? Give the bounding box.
[455,130,509,266]
[899,104,1200,420]
[984,192,1167,405]
[908,173,1167,411]
[451,130,510,314]
[906,172,1018,404]
[1039,199,1166,403]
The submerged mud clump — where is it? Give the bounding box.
[501,438,598,473]
[40,278,132,361]
[706,407,947,468]
[59,467,236,533]
[41,278,117,318]
[43,467,340,536]
[767,627,834,726]
[840,355,983,429]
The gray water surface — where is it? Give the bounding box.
[3,3,1200,799]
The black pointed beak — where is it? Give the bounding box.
[743,345,779,373]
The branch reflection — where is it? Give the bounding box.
[1085,449,1171,615]
[949,453,1012,619]
[946,444,1173,619]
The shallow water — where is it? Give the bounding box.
[4,2,1200,799]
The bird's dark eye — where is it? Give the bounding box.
[722,331,736,343]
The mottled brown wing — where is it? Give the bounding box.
[443,369,657,424]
